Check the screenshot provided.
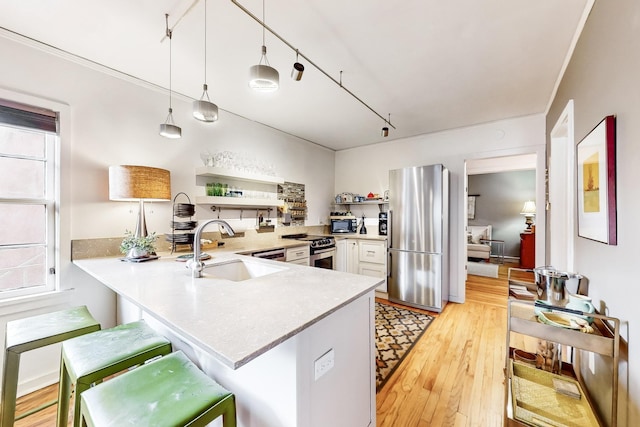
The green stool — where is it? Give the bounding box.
[57,320,172,427]
[79,350,236,427]
[1,305,100,427]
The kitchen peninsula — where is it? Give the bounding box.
[74,252,381,427]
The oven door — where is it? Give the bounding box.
[310,247,336,270]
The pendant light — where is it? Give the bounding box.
[159,14,182,139]
[248,0,279,92]
[192,0,219,122]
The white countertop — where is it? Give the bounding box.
[73,253,382,370]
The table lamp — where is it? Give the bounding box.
[109,165,171,238]
[520,200,536,231]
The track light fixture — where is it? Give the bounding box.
[381,113,391,137]
[231,0,395,131]
[248,0,279,92]
[291,50,304,81]
[159,14,182,139]
[193,0,219,122]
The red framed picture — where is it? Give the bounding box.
[576,115,617,245]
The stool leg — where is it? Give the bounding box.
[72,380,93,427]
[0,349,20,427]
[223,395,237,427]
[56,357,73,427]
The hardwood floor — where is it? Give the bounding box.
[376,260,523,427]
[14,261,526,427]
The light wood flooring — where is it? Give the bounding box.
[14,260,526,427]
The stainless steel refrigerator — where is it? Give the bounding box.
[388,164,449,312]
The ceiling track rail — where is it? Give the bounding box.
[230,0,395,130]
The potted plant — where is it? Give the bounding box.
[119,230,158,259]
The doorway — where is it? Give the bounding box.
[464,154,538,281]
[549,100,575,271]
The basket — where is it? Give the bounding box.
[510,360,600,427]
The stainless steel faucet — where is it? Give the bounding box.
[190,219,235,278]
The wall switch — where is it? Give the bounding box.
[314,348,335,380]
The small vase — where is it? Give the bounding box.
[126,248,149,259]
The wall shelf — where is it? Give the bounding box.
[195,167,284,185]
[195,196,284,208]
[195,167,285,209]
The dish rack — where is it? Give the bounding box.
[165,192,196,253]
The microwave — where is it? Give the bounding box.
[330,216,357,234]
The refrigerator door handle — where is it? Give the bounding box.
[388,210,393,249]
[387,250,392,278]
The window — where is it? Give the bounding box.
[0,101,58,298]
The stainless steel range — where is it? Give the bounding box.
[282,234,336,270]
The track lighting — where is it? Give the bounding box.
[193,0,219,122]
[159,14,181,139]
[291,50,304,81]
[249,0,279,92]
[381,113,391,137]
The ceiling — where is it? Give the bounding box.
[0,0,589,151]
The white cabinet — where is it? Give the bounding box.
[357,240,387,293]
[335,239,347,272]
[346,239,360,274]
[335,238,387,292]
[286,245,310,266]
[194,166,285,208]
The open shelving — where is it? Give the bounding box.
[195,167,285,209]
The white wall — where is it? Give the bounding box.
[0,32,335,395]
[335,114,546,302]
[546,0,639,423]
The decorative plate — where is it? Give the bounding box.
[537,311,585,330]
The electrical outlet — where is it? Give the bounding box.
[314,348,335,380]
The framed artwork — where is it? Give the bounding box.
[576,115,617,245]
[468,195,477,220]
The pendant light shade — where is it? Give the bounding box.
[193,98,219,122]
[160,14,181,139]
[249,0,278,92]
[249,48,279,91]
[159,109,182,139]
[193,0,219,122]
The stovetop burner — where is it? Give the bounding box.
[282,234,336,251]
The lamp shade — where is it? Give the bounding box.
[249,64,279,92]
[109,165,171,201]
[520,200,536,216]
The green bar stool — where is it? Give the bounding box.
[1,305,100,427]
[57,320,172,427]
[79,350,236,427]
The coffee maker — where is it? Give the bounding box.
[378,212,388,235]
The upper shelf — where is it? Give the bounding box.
[195,196,284,208]
[195,167,284,185]
[335,200,388,206]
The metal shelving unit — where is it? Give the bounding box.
[505,299,620,426]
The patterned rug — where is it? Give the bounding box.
[375,301,434,391]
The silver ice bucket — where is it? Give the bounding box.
[533,266,568,306]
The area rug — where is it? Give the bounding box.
[467,261,499,278]
[375,301,434,391]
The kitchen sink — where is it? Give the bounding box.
[202,258,286,281]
